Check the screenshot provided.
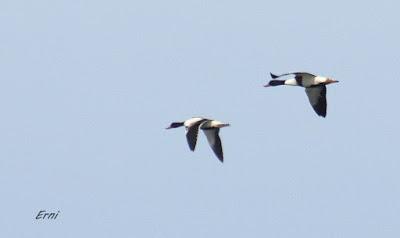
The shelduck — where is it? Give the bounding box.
[166,117,230,162]
[264,72,338,117]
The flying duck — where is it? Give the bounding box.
[166,117,230,162]
[264,72,338,117]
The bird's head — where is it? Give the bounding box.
[264,80,285,87]
[166,122,184,129]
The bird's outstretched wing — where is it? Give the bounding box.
[185,119,207,151]
[202,128,223,162]
[305,85,327,117]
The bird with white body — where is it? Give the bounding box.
[264,72,339,117]
[166,117,230,162]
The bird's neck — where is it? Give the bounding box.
[269,80,286,86]
[172,122,184,128]
[269,79,299,86]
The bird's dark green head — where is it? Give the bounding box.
[166,122,184,129]
[264,80,285,87]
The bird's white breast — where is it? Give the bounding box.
[184,117,205,127]
[284,78,298,86]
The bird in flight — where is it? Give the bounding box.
[264,72,339,117]
[166,117,230,162]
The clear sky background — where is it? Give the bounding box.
[1,0,400,237]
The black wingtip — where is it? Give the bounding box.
[317,112,327,118]
[270,73,279,79]
[188,144,196,151]
[214,154,223,163]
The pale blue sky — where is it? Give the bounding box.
[1,0,400,237]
